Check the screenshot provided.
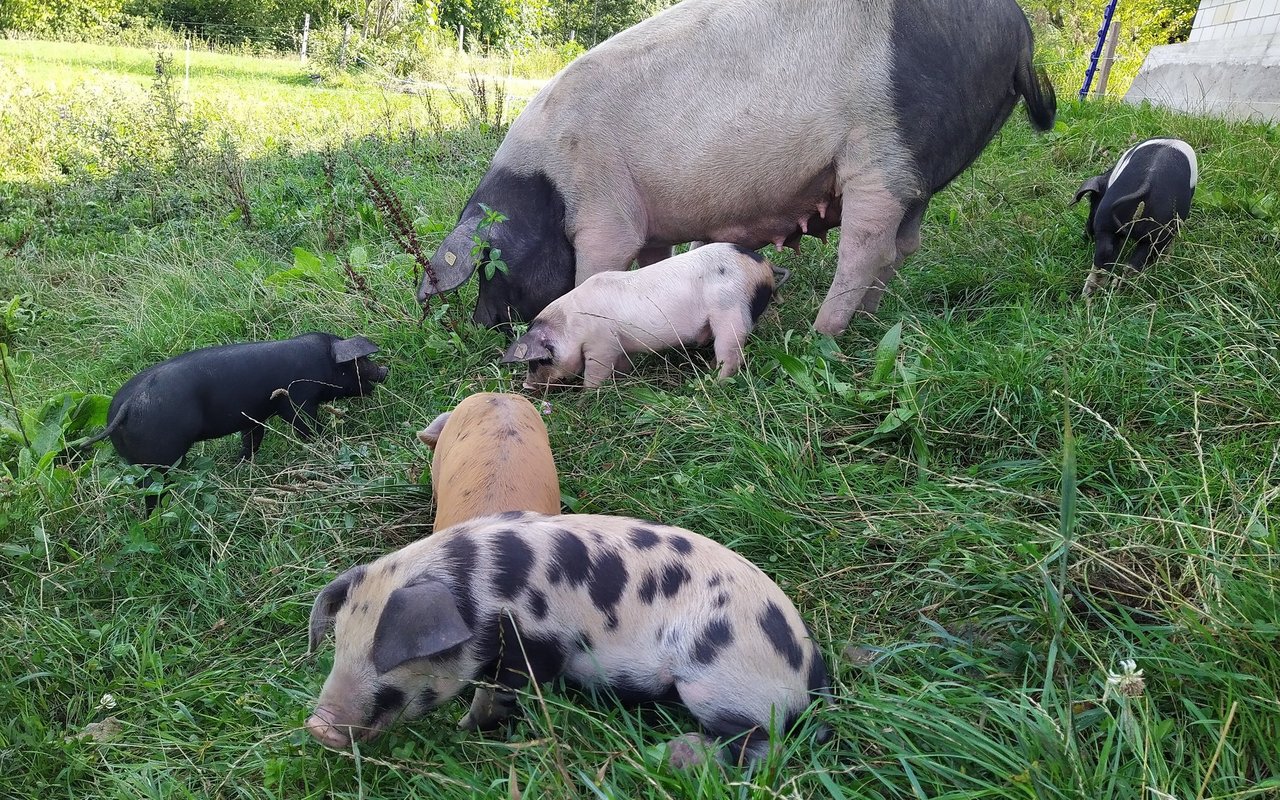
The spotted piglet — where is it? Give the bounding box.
[307,512,830,767]
[416,392,560,530]
[500,243,780,390]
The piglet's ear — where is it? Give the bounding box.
[332,335,380,364]
[371,579,472,674]
[309,565,368,653]
[1072,175,1108,205]
[501,333,553,364]
[416,412,451,450]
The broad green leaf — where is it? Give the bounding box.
[292,247,325,273]
[263,267,307,286]
[67,394,110,435]
[871,321,903,386]
[348,244,369,269]
[31,393,82,458]
[872,405,916,436]
[773,352,818,397]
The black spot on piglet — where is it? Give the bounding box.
[692,618,734,665]
[629,527,661,549]
[528,588,549,620]
[439,536,478,626]
[750,283,774,323]
[494,530,535,600]
[660,563,690,598]
[759,601,804,670]
[368,685,406,725]
[417,685,439,711]
[548,530,591,587]
[807,642,831,695]
[588,549,628,629]
[668,535,693,555]
[638,571,658,605]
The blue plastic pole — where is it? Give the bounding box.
[1079,0,1121,99]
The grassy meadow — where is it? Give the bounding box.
[2,37,1280,800]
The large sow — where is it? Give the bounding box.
[417,0,1056,335]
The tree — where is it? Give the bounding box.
[1,0,127,34]
[548,0,676,46]
[120,0,343,47]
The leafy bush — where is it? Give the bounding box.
[0,0,128,36]
[0,295,39,344]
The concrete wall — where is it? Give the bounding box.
[1188,0,1280,42]
[1125,0,1280,122]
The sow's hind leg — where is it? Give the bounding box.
[856,199,928,315]
[814,183,908,335]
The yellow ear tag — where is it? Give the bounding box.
[444,251,457,266]
[513,343,528,359]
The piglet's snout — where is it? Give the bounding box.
[306,706,353,749]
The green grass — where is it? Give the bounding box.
[3,40,1280,800]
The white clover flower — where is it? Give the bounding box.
[1105,658,1145,699]
[540,401,552,415]
[96,693,118,711]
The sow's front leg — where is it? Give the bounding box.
[572,202,647,285]
[239,424,266,460]
[814,184,906,335]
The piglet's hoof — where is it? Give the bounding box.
[665,732,716,769]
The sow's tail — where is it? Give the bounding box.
[70,401,127,449]
[1017,53,1057,132]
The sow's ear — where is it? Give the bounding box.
[501,331,554,364]
[332,335,380,364]
[416,412,451,450]
[371,578,473,674]
[309,565,367,653]
[1072,174,1109,205]
[420,222,482,298]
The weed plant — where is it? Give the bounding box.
[1,41,1279,799]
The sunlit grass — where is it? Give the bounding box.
[2,41,1279,800]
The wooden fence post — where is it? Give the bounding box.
[339,21,352,68]
[300,13,310,62]
[458,23,465,56]
[1094,21,1122,99]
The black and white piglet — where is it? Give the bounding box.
[307,511,830,767]
[82,332,388,471]
[1072,137,1197,295]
